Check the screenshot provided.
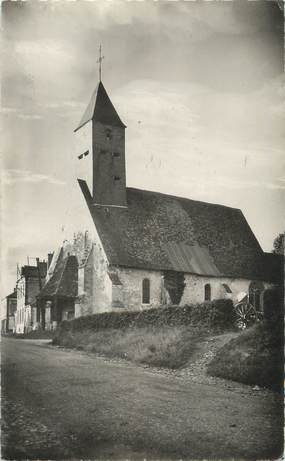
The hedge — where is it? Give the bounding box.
[207,320,284,392]
[55,299,235,335]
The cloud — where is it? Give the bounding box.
[2,106,43,119]
[2,169,65,186]
[1,0,284,297]
[18,114,43,120]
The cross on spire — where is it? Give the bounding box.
[97,44,104,81]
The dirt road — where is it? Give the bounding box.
[2,337,283,460]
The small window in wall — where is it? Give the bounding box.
[222,283,232,294]
[113,176,121,181]
[113,152,120,158]
[100,149,108,155]
[204,283,211,301]
[106,129,112,140]
[78,150,89,160]
[142,278,150,304]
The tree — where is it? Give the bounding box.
[272,232,285,255]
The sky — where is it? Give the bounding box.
[1,0,284,297]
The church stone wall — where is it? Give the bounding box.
[181,274,273,307]
[108,268,274,311]
[113,267,163,311]
[75,238,112,318]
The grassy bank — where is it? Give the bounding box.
[53,300,236,369]
[207,320,284,392]
[53,325,210,369]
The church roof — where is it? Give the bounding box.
[38,248,78,299]
[74,81,126,132]
[79,183,266,280]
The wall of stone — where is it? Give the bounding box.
[75,229,112,317]
[73,231,93,266]
[180,274,273,307]
[113,267,163,311]
[107,267,274,312]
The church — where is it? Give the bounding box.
[72,68,280,319]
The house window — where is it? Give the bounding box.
[142,278,150,304]
[113,176,121,181]
[204,283,211,301]
[113,152,120,158]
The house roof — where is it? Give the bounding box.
[7,290,17,300]
[74,81,126,132]
[38,249,78,299]
[79,184,266,280]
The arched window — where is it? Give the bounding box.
[249,281,264,311]
[142,278,150,304]
[204,283,211,301]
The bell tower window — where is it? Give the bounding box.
[106,129,112,140]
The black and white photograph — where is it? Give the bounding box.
[1,0,284,459]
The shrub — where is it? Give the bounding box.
[263,288,284,321]
[189,299,236,329]
[54,299,235,341]
[207,320,284,392]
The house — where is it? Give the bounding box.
[1,289,17,333]
[70,75,282,318]
[36,244,78,329]
[15,260,47,334]
[36,233,93,329]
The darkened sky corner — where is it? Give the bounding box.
[1,0,284,296]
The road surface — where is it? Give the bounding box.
[2,337,283,460]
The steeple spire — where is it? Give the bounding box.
[75,48,127,208]
[97,44,104,82]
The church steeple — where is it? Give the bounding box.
[75,52,127,208]
[74,81,126,133]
